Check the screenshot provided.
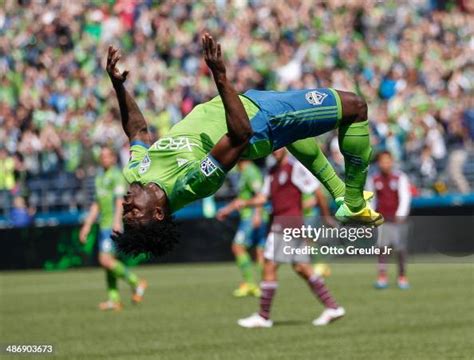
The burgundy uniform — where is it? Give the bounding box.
[261,158,319,263]
[369,170,411,222]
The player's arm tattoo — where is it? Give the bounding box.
[106,46,151,144]
[202,33,252,169]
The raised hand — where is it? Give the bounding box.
[201,33,226,76]
[106,45,129,86]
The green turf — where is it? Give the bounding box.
[1,260,473,360]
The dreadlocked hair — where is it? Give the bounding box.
[112,215,179,257]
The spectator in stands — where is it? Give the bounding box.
[446,117,471,193]
[9,196,34,228]
[419,145,438,189]
[12,152,27,197]
[0,0,472,215]
[0,147,15,191]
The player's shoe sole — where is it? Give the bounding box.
[335,202,384,227]
[132,279,148,304]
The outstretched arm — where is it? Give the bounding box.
[202,34,253,169]
[216,193,267,221]
[106,46,151,145]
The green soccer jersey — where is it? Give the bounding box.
[123,88,342,212]
[95,166,126,228]
[238,162,264,220]
[123,95,265,212]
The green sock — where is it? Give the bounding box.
[338,120,372,212]
[236,252,255,284]
[106,270,120,303]
[111,261,138,288]
[287,138,345,199]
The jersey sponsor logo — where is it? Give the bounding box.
[305,90,328,106]
[138,154,151,175]
[177,158,189,167]
[200,156,218,177]
[154,136,199,152]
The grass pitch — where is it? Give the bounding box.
[1,260,473,360]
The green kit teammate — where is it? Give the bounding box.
[80,147,147,311]
[217,160,268,297]
[108,33,382,257]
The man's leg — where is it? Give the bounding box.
[336,91,372,211]
[238,231,277,328]
[292,263,338,308]
[284,89,380,224]
[292,263,345,325]
[395,223,410,289]
[232,243,258,297]
[232,219,260,297]
[374,224,390,289]
[259,260,279,320]
[375,252,389,289]
[106,269,120,303]
[237,259,278,328]
[99,252,147,304]
[287,139,345,200]
[396,250,410,289]
[98,253,123,311]
[333,91,383,225]
[255,247,264,275]
[254,221,268,279]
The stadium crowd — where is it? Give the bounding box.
[0,0,473,210]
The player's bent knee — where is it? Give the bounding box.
[292,263,305,275]
[99,253,115,269]
[339,91,368,123]
[232,243,246,255]
[353,96,368,122]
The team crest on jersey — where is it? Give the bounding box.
[278,171,288,185]
[305,90,327,106]
[200,156,217,177]
[138,154,151,175]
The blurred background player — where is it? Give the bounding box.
[301,191,336,278]
[368,151,412,289]
[79,147,147,310]
[219,149,344,328]
[217,160,268,297]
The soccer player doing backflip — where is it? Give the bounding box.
[108,33,383,257]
